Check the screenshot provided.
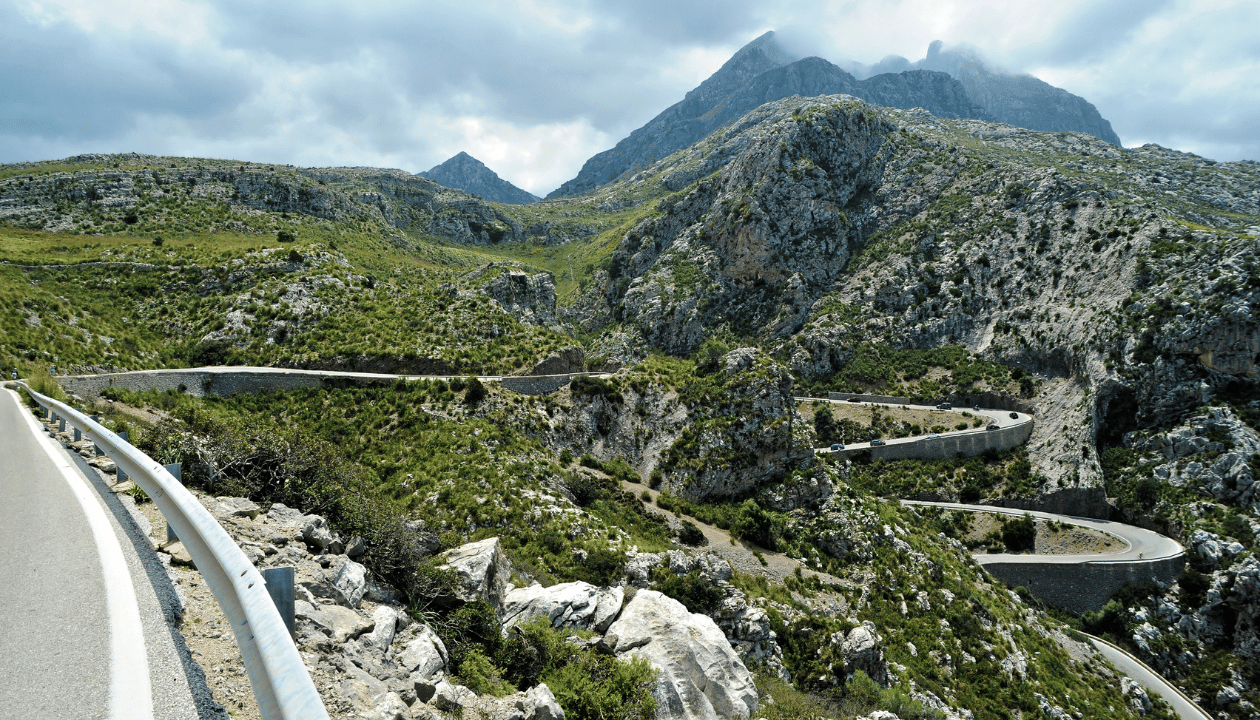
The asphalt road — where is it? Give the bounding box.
[1089,634,1212,720]
[904,499,1204,720]
[901,500,1185,565]
[0,390,207,720]
[795,396,1033,451]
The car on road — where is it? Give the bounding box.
[871,439,887,446]
[830,443,845,451]
[1009,412,1019,419]
[927,433,941,438]
[848,396,862,402]
[936,402,952,410]
[987,424,1000,431]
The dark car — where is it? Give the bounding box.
[936,402,952,410]
[1009,412,1019,419]
[871,439,887,446]
[830,443,845,451]
[848,396,863,402]
[987,424,1000,431]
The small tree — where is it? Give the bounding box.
[277,229,296,243]
[695,338,730,374]
[1001,513,1036,552]
[464,376,486,405]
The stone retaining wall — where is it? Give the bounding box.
[59,370,400,399]
[59,369,577,399]
[835,420,1034,462]
[499,375,573,395]
[981,554,1185,615]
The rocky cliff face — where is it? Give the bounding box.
[861,41,1123,146]
[419,152,539,205]
[564,94,1260,509]
[0,154,527,246]
[547,33,985,199]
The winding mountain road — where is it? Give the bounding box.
[795,395,1033,452]
[901,500,1184,565]
[904,499,1205,720]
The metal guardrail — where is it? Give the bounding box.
[18,382,329,720]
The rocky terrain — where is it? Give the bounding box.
[848,41,1122,146]
[420,152,540,205]
[548,31,1125,198]
[3,39,1260,718]
[549,94,1259,516]
[1083,405,1260,715]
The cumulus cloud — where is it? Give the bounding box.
[0,0,1256,197]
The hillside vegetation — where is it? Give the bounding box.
[4,91,1260,719]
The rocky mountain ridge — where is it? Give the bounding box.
[850,41,1122,146]
[420,152,540,205]
[547,32,985,199]
[548,31,1124,199]
[554,95,1259,513]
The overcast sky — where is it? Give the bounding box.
[2,0,1257,195]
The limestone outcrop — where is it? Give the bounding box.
[437,537,513,610]
[605,590,758,720]
[499,581,623,633]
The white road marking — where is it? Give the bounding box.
[12,393,154,720]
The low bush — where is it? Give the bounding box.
[677,520,707,547]
[651,568,722,613]
[1001,513,1036,552]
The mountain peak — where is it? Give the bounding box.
[683,30,796,104]
[419,152,539,205]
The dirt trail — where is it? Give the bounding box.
[621,478,845,587]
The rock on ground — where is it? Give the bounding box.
[604,589,757,720]
[499,581,623,633]
[438,537,512,610]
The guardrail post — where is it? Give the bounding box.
[116,431,129,483]
[73,427,81,442]
[59,416,66,433]
[164,463,182,542]
[263,567,296,640]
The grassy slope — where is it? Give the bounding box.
[0,143,1207,718]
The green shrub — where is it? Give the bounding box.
[1002,513,1036,552]
[497,618,658,720]
[571,547,626,587]
[571,375,622,404]
[677,520,707,547]
[730,499,784,550]
[464,376,486,404]
[651,568,722,613]
[457,647,515,697]
[548,652,657,720]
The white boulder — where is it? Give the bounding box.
[332,558,369,609]
[604,589,757,720]
[398,625,449,680]
[500,581,624,633]
[438,537,512,609]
